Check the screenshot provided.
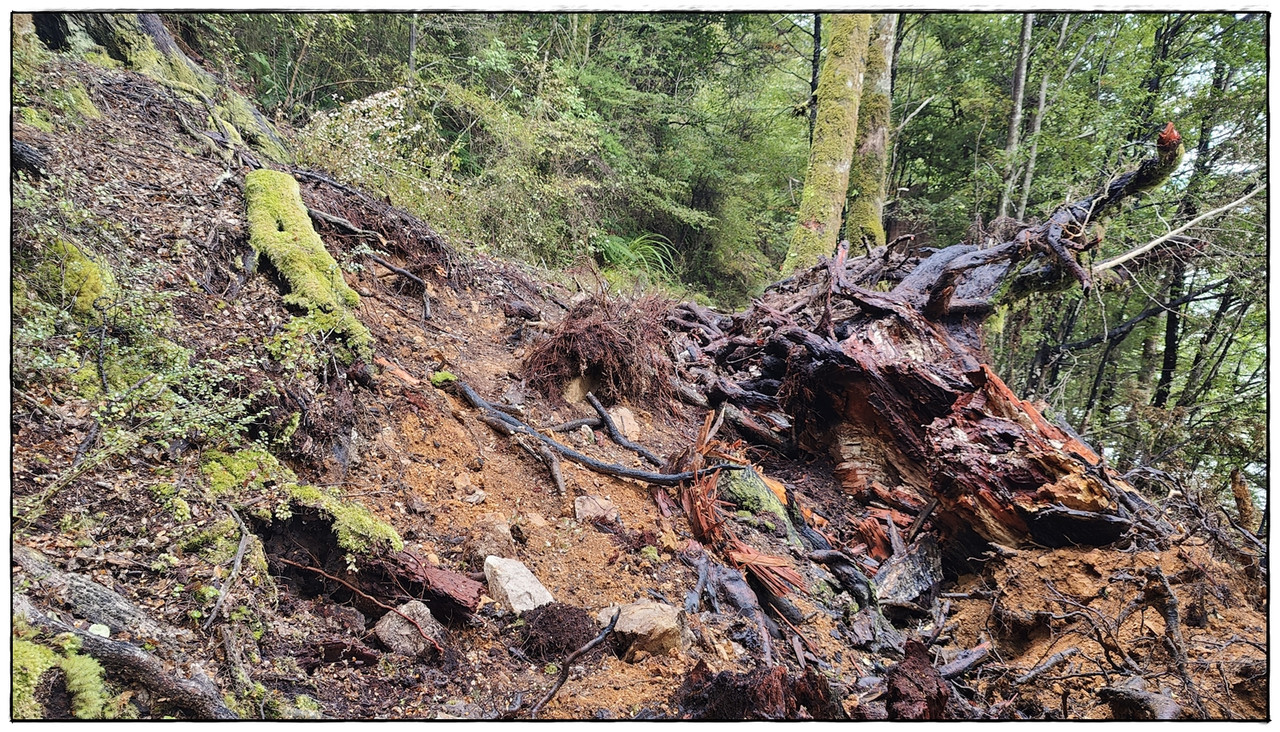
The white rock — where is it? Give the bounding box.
[574,495,619,524]
[608,406,641,442]
[596,600,687,662]
[484,556,554,614]
[374,600,445,658]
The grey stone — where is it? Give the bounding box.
[597,600,687,662]
[374,600,445,659]
[484,556,554,614]
[574,495,619,524]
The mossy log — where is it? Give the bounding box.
[13,546,237,719]
[244,169,373,361]
[32,12,287,162]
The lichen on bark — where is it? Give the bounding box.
[784,14,872,274]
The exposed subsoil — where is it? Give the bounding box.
[10,54,1267,720]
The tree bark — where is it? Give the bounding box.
[997,13,1034,220]
[845,13,897,251]
[783,14,871,273]
[807,13,821,145]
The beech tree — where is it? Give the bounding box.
[782,14,871,273]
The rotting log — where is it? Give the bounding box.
[668,126,1186,559]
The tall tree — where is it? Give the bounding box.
[783,14,871,273]
[996,13,1034,220]
[845,13,897,251]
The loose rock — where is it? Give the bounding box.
[608,406,641,442]
[484,556,554,614]
[374,601,446,659]
[597,600,687,662]
[574,495,619,524]
[465,513,517,564]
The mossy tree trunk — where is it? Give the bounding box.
[845,13,896,252]
[783,14,871,274]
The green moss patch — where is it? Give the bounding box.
[38,239,116,316]
[12,636,107,720]
[286,483,404,555]
[719,468,802,548]
[245,170,372,363]
[202,447,294,497]
[201,446,401,556]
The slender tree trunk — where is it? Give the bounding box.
[1150,58,1224,409]
[845,13,897,251]
[1150,265,1185,408]
[807,13,822,145]
[784,14,871,273]
[1174,293,1235,408]
[409,14,418,74]
[997,13,1034,220]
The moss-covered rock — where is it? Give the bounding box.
[718,468,802,548]
[245,169,373,363]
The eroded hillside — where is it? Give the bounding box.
[11,18,1266,721]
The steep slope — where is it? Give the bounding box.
[11,17,1266,721]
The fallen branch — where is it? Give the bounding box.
[1098,677,1184,720]
[529,609,621,718]
[544,416,601,433]
[515,433,566,496]
[1094,186,1262,273]
[447,380,745,486]
[585,392,662,466]
[374,356,422,386]
[202,504,251,630]
[938,640,990,679]
[1015,647,1079,685]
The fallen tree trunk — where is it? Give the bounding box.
[670,125,1185,558]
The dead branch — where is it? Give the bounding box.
[1143,567,1204,715]
[1098,677,1184,720]
[1014,647,1079,685]
[544,416,602,433]
[529,609,621,718]
[447,380,745,486]
[585,392,662,466]
[202,504,251,630]
[938,640,991,679]
[515,433,566,496]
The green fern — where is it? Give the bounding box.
[595,232,676,277]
